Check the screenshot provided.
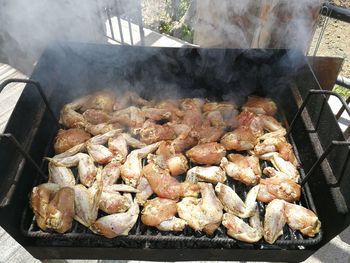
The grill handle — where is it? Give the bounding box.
[0,79,57,208]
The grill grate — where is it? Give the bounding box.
[21,113,323,249]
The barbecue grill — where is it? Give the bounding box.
[0,43,349,262]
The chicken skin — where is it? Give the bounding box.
[186,166,226,184]
[140,120,176,144]
[91,194,139,238]
[264,199,286,244]
[186,142,226,165]
[257,176,301,203]
[221,126,257,151]
[242,96,277,116]
[30,183,60,231]
[221,154,261,186]
[48,162,76,187]
[177,183,223,235]
[136,176,154,205]
[141,197,177,227]
[285,203,321,237]
[222,207,263,243]
[45,187,75,233]
[83,109,110,124]
[54,128,91,154]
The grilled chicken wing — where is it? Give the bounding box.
[47,153,97,187]
[186,166,226,184]
[91,194,139,238]
[221,126,257,151]
[30,183,60,231]
[101,162,121,186]
[257,176,301,203]
[177,183,223,235]
[83,109,110,124]
[236,111,264,137]
[54,128,91,154]
[259,115,284,132]
[196,125,225,144]
[220,154,261,186]
[141,197,177,226]
[156,99,184,122]
[204,110,226,127]
[156,216,187,232]
[120,142,160,187]
[87,143,114,164]
[136,176,154,205]
[60,106,86,129]
[48,162,76,187]
[166,154,189,176]
[107,134,128,162]
[121,133,147,148]
[285,203,321,237]
[85,122,122,136]
[215,183,260,218]
[99,191,130,214]
[171,128,199,153]
[82,90,116,113]
[140,120,176,144]
[186,142,226,165]
[242,96,277,116]
[142,107,172,121]
[260,152,300,182]
[46,187,75,233]
[222,207,263,243]
[181,98,204,128]
[263,199,286,244]
[110,106,145,129]
[143,163,199,200]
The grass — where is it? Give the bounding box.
[333,85,350,98]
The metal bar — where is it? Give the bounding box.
[105,7,115,40]
[0,133,46,178]
[322,2,350,23]
[313,5,331,56]
[115,1,124,44]
[127,18,134,45]
[288,89,350,135]
[337,150,350,183]
[0,78,59,124]
[301,141,350,186]
[335,95,350,120]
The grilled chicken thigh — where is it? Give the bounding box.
[91,194,139,238]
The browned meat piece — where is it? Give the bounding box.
[141,197,177,226]
[85,122,123,136]
[196,125,225,144]
[236,111,264,137]
[221,126,257,151]
[54,128,91,154]
[257,177,301,203]
[140,120,176,144]
[181,98,204,127]
[83,109,110,124]
[46,187,75,233]
[143,163,199,200]
[156,99,184,121]
[59,106,86,128]
[186,142,226,165]
[81,90,116,113]
[171,129,199,153]
[166,154,189,176]
[142,107,172,121]
[242,96,277,116]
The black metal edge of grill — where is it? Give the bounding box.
[0,45,349,260]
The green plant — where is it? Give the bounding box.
[333,85,350,98]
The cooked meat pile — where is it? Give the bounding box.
[30,90,321,244]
